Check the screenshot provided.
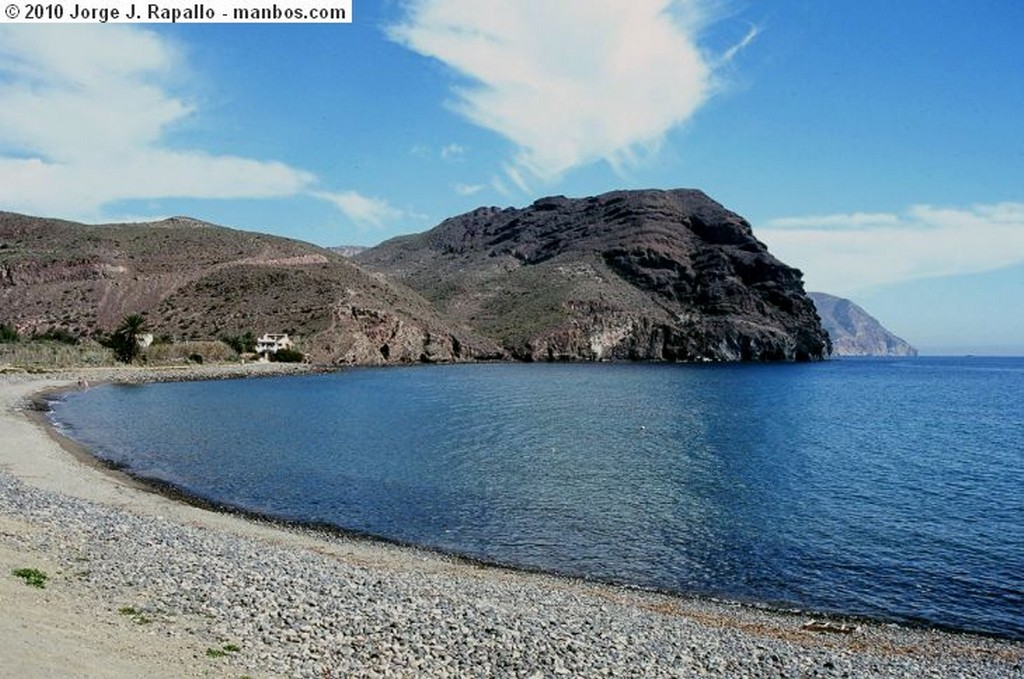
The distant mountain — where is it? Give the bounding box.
[357,189,830,362]
[809,292,917,357]
[0,212,498,364]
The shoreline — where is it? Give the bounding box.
[1,366,1022,677]
[29,411,1013,645]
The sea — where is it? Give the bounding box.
[49,357,1024,640]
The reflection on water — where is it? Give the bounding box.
[53,358,1024,639]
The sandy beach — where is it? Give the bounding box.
[0,365,1021,678]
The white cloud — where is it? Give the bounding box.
[0,153,315,218]
[762,212,901,230]
[0,25,320,222]
[454,182,486,196]
[314,191,406,230]
[440,143,466,160]
[758,203,1024,294]
[0,25,189,162]
[389,0,717,182]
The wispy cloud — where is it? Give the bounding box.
[490,176,512,197]
[454,182,486,196]
[0,25,318,221]
[440,143,466,161]
[758,203,1024,294]
[390,0,716,183]
[764,212,902,230]
[720,23,761,64]
[314,191,407,230]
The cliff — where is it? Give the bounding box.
[357,189,830,362]
[808,292,917,357]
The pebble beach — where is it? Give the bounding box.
[1,365,1021,678]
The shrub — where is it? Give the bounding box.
[221,331,256,354]
[36,327,79,345]
[12,567,47,588]
[270,348,304,363]
[0,323,19,343]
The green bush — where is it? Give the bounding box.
[270,348,304,363]
[0,323,19,343]
[36,327,79,345]
[221,331,256,354]
[13,567,47,588]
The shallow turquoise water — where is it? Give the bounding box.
[52,358,1024,639]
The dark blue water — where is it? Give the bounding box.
[51,358,1024,639]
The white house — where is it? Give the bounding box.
[255,333,293,360]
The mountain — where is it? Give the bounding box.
[357,189,830,362]
[0,212,499,364]
[808,292,917,357]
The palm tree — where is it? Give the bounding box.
[112,313,147,363]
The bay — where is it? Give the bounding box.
[51,357,1024,639]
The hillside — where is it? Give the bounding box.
[0,212,498,364]
[809,292,917,357]
[357,189,830,362]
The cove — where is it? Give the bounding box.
[51,358,1024,640]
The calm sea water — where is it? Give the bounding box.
[51,358,1024,639]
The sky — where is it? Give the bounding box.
[1,1,1022,354]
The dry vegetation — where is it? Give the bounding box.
[0,340,116,370]
[0,211,490,364]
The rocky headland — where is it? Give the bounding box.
[809,292,918,357]
[358,189,831,362]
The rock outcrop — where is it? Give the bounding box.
[809,292,917,357]
[358,189,830,362]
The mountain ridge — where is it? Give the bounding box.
[0,211,497,364]
[3,190,845,364]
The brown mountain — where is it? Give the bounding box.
[0,212,497,364]
[357,189,830,361]
[809,292,917,357]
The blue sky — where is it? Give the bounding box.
[1,1,1022,354]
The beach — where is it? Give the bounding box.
[0,366,1021,678]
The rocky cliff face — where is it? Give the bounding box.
[0,212,498,364]
[808,292,917,357]
[358,189,831,362]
